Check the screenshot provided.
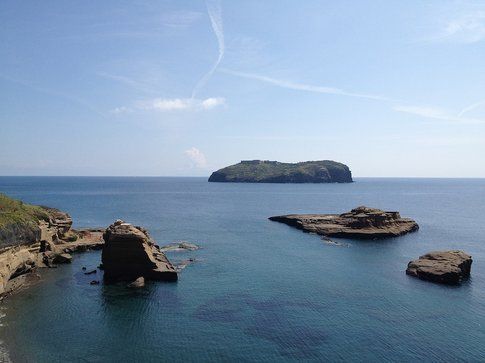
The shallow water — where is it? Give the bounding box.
[0,177,484,362]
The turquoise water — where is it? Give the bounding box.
[0,177,485,362]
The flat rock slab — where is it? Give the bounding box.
[406,250,472,285]
[269,206,418,239]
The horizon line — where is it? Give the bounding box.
[0,175,485,179]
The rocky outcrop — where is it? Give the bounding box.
[406,251,472,285]
[209,160,352,183]
[0,193,75,249]
[269,206,419,239]
[42,207,73,238]
[0,194,105,298]
[102,220,177,283]
[0,248,36,295]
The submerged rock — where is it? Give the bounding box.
[269,206,418,239]
[101,220,177,283]
[406,250,472,285]
[127,277,145,288]
[159,241,200,252]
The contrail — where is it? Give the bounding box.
[220,69,389,101]
[458,99,485,117]
[0,74,107,118]
[191,0,224,98]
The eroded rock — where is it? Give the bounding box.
[269,206,418,239]
[406,250,472,285]
[102,220,177,283]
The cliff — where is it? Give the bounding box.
[208,160,353,183]
[0,193,103,297]
[0,193,51,248]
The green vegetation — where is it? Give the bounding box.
[208,160,353,183]
[0,193,50,247]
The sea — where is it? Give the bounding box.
[0,177,484,362]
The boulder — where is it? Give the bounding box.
[42,251,72,266]
[269,206,418,239]
[406,250,472,285]
[101,220,177,283]
[53,253,72,264]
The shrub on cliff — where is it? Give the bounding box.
[0,193,50,247]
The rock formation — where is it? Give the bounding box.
[406,250,472,285]
[209,160,352,183]
[269,206,419,239]
[102,220,177,283]
[0,193,105,297]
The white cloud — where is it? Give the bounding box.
[220,69,387,101]
[148,98,192,111]
[184,147,207,168]
[136,97,225,112]
[110,106,132,114]
[432,11,485,43]
[394,105,485,124]
[201,97,225,109]
[444,12,485,43]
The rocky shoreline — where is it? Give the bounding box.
[0,216,104,299]
[0,194,182,298]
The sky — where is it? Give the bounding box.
[1,0,485,177]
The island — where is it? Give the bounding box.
[269,206,419,239]
[208,160,352,183]
[406,250,472,285]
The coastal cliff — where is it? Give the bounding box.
[0,193,103,297]
[208,160,352,183]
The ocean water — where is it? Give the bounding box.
[0,177,484,362]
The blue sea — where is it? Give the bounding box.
[0,177,484,362]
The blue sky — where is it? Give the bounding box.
[1,0,485,177]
